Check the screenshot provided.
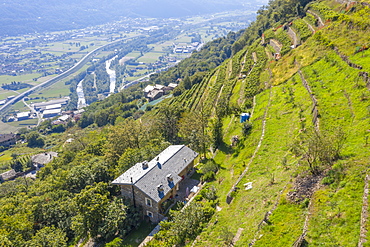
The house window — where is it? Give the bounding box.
[145,198,152,207]
[147,211,153,218]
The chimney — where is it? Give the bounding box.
[157,184,164,192]
[142,161,148,169]
[167,174,173,182]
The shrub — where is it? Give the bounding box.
[243,122,253,136]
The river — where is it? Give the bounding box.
[106,56,118,95]
[76,79,87,109]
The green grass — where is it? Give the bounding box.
[7,118,38,128]
[0,73,41,84]
[0,121,18,134]
[183,4,370,244]
[36,78,71,99]
[121,222,155,247]
[0,90,18,101]
[11,101,29,113]
[125,52,141,59]
[174,35,192,43]
[137,52,165,63]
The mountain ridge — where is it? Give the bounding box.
[0,0,264,37]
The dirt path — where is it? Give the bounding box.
[307,10,325,27]
[223,115,235,139]
[232,228,245,246]
[239,61,257,106]
[359,174,370,247]
[227,59,233,80]
[213,85,224,116]
[343,90,355,120]
[227,71,272,204]
[238,50,249,79]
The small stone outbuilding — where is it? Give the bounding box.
[31,152,58,169]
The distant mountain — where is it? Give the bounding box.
[0,0,266,37]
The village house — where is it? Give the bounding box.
[112,145,198,223]
[143,83,178,101]
[0,134,17,147]
[0,169,18,183]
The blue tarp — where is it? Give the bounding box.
[240,113,250,123]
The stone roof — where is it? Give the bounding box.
[147,89,163,99]
[168,83,178,88]
[31,152,58,165]
[16,112,30,118]
[0,134,16,143]
[144,85,155,93]
[112,145,198,203]
[0,169,17,181]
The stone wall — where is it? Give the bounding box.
[120,184,163,223]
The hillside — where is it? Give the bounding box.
[147,0,370,245]
[1,0,370,246]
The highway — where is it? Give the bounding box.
[0,34,142,116]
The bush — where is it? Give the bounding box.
[202,171,216,182]
[105,237,123,247]
[242,122,253,136]
[201,160,220,182]
[301,198,310,208]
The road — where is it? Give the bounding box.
[22,98,42,126]
[0,34,142,116]
[120,60,181,91]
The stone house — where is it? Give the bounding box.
[0,134,16,147]
[0,169,18,183]
[112,145,198,223]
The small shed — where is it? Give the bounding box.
[31,152,58,168]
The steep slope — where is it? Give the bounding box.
[155,0,370,246]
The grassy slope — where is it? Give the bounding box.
[165,0,370,245]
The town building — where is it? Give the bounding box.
[112,145,198,223]
[32,98,69,111]
[16,112,30,121]
[43,109,61,118]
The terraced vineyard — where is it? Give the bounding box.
[162,0,370,245]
